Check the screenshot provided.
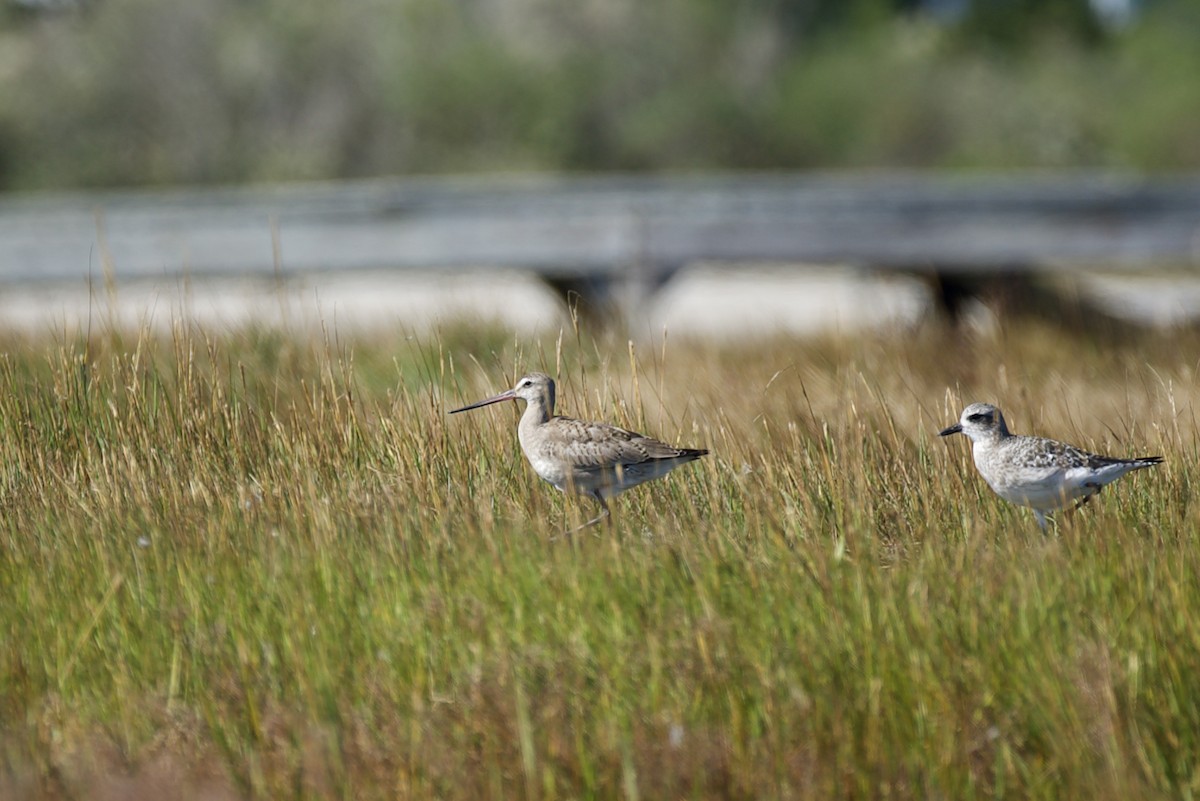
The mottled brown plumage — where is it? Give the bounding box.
[450,372,708,530]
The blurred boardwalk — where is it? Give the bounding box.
[2,171,1199,329]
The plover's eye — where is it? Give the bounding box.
[967,412,989,423]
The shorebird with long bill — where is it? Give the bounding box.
[450,372,708,531]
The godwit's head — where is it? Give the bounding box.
[939,402,1009,443]
[449,372,556,415]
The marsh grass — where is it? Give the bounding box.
[0,317,1198,799]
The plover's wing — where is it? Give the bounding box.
[1014,437,1099,469]
[1011,436,1161,496]
[1024,437,1161,473]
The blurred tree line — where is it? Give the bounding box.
[0,0,1197,190]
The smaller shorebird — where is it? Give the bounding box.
[450,372,708,531]
[939,402,1163,530]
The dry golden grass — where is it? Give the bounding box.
[0,316,1197,800]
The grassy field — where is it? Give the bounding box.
[0,316,1197,800]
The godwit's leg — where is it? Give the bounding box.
[559,491,610,536]
[591,492,613,529]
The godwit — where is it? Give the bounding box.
[450,372,708,531]
[939,402,1163,530]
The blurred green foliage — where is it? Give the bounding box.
[0,0,1197,189]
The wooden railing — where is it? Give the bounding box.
[2,171,1198,316]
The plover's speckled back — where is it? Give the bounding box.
[939,402,1163,529]
[450,373,708,533]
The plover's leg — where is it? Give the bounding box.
[1071,484,1102,511]
[1033,510,1049,531]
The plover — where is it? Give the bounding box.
[450,372,708,532]
[939,402,1163,529]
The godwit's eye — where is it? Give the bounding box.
[520,380,532,388]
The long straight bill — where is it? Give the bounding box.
[449,388,517,414]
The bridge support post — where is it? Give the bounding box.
[540,263,681,330]
[923,267,1129,336]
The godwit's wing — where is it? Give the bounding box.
[534,416,708,497]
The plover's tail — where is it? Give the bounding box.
[1090,454,1163,470]
[1126,455,1164,469]
[1076,453,1163,493]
